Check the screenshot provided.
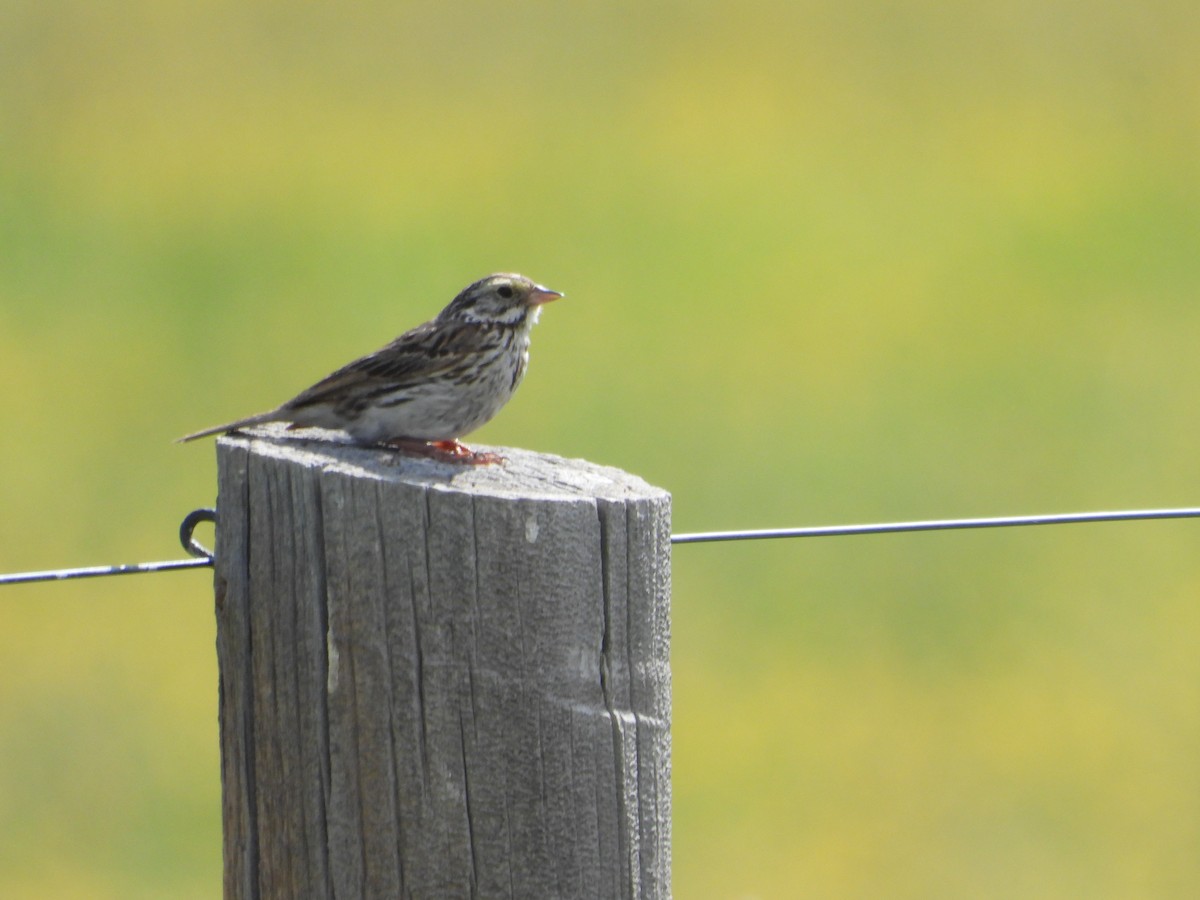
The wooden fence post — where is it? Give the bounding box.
[212,429,672,899]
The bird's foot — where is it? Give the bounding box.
[430,440,506,465]
[379,438,504,466]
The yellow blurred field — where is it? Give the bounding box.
[2,1,1199,896]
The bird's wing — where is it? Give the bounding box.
[282,320,492,411]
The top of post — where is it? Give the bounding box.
[216,425,668,502]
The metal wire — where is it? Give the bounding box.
[178,508,217,560]
[670,507,1200,544]
[2,506,1198,586]
[0,509,215,586]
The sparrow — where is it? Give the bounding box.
[178,273,563,464]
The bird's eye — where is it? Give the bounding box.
[497,284,514,299]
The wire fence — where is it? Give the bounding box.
[3,505,1199,587]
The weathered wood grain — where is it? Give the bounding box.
[214,427,671,899]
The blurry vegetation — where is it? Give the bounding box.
[2,0,1199,896]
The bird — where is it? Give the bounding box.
[178,273,563,464]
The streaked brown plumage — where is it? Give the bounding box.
[178,273,563,463]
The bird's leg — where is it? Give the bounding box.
[378,438,504,466]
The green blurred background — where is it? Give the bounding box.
[3,1,1199,896]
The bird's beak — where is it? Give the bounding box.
[529,284,564,305]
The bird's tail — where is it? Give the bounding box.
[176,410,282,443]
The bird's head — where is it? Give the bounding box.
[441,273,564,326]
